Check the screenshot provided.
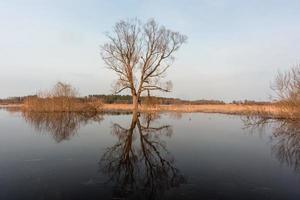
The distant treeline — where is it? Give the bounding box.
[0,96,36,104]
[86,94,227,105]
[0,94,271,105]
[231,100,271,105]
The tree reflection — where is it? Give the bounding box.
[244,116,300,172]
[100,112,185,199]
[270,120,300,172]
[22,112,103,142]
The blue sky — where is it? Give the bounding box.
[1,0,300,101]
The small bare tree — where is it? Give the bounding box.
[272,64,300,119]
[101,19,187,110]
[25,82,79,112]
[51,82,78,98]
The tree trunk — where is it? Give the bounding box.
[132,94,139,112]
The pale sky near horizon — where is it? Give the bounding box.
[1,0,300,101]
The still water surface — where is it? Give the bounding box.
[0,109,300,200]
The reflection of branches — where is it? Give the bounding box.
[100,113,185,199]
[243,115,300,172]
[271,121,300,172]
[140,113,173,138]
[22,112,103,142]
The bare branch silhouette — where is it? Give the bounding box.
[101,19,187,110]
[243,116,300,173]
[100,113,185,199]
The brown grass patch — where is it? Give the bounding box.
[22,97,103,112]
[102,104,280,116]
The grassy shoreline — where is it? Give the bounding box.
[103,104,279,116]
[0,103,279,116]
[0,104,23,108]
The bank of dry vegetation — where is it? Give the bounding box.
[245,65,300,121]
[22,82,103,112]
[23,97,103,112]
[4,64,300,120]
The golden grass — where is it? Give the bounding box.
[21,97,103,112]
[0,102,288,118]
[0,104,23,108]
[102,103,279,115]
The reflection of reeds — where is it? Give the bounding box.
[23,96,103,112]
[22,111,104,142]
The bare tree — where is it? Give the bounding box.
[272,64,300,119]
[101,19,187,110]
[25,82,80,112]
[51,82,78,98]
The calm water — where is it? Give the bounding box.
[1,109,300,200]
